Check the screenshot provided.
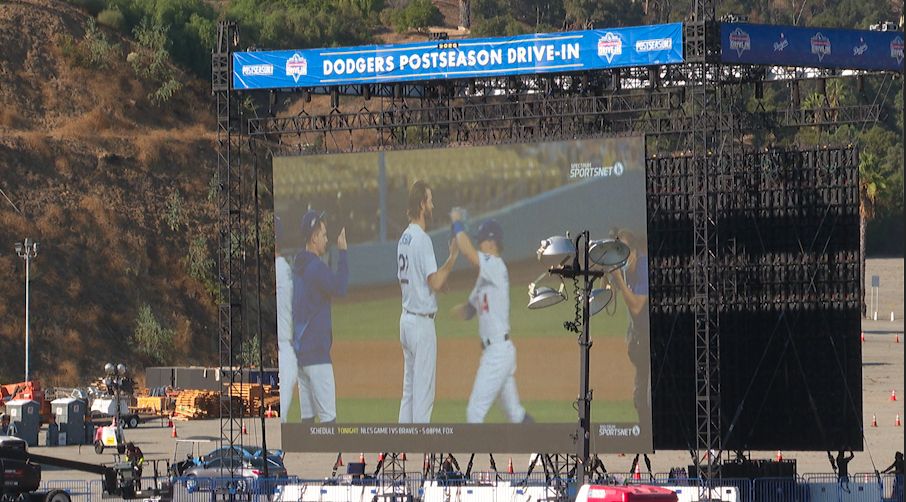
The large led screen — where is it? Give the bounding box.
[274,137,651,452]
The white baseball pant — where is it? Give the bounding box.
[467,339,526,423]
[298,363,337,422]
[398,312,437,423]
[277,338,301,421]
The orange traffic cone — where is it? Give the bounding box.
[507,457,514,474]
[336,454,344,467]
[378,453,385,463]
[861,331,865,343]
[896,414,902,427]
[242,424,248,435]
[891,390,897,401]
[634,462,642,480]
[400,452,407,461]
[359,453,365,464]
[171,423,177,438]
[896,334,900,343]
[872,414,878,427]
[776,450,783,461]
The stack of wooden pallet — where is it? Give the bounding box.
[173,390,218,419]
[228,384,265,415]
[136,395,168,415]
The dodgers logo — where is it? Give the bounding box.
[597,32,622,63]
[853,37,868,56]
[729,27,750,57]
[773,33,788,52]
[286,53,308,82]
[891,36,904,64]
[810,32,831,61]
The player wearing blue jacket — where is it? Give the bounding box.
[292,210,348,423]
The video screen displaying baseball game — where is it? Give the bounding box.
[273,136,651,453]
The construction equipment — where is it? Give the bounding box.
[0,381,52,423]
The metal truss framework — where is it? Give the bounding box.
[213,17,899,487]
[213,21,244,479]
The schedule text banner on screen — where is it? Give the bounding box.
[233,23,683,89]
[721,22,904,71]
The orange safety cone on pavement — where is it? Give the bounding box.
[378,453,385,463]
[634,462,642,480]
[872,414,878,427]
[359,453,365,464]
[507,457,514,474]
[896,334,900,343]
[891,390,898,401]
[242,423,248,435]
[400,452,407,461]
[171,423,177,438]
[896,414,902,427]
[336,454,344,467]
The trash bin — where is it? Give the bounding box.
[52,398,87,445]
[5,399,40,446]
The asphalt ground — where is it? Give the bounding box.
[32,258,904,482]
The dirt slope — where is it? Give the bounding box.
[0,0,224,385]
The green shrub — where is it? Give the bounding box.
[133,304,175,364]
[164,189,184,231]
[58,19,119,69]
[97,7,126,32]
[391,0,443,33]
[130,18,182,104]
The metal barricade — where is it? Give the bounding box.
[39,480,93,501]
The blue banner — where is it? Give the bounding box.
[233,23,683,89]
[722,22,904,71]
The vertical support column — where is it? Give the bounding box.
[685,4,722,483]
[213,20,243,479]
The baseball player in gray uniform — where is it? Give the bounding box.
[398,180,459,423]
[451,212,533,424]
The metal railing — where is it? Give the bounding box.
[35,472,903,501]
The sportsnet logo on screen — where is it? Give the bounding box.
[891,37,904,64]
[286,53,308,82]
[810,32,831,61]
[729,27,751,57]
[597,32,622,63]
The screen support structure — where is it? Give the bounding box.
[213,12,900,490]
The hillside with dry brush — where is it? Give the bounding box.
[0,0,225,385]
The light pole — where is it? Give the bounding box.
[15,238,38,382]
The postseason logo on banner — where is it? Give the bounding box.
[721,22,905,71]
[232,23,683,90]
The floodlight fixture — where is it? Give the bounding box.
[527,273,568,309]
[579,286,615,316]
[537,235,576,266]
[588,238,630,268]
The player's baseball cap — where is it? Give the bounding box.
[477,219,503,245]
[300,210,326,244]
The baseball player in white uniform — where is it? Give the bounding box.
[398,180,459,423]
[274,216,299,421]
[451,213,532,424]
